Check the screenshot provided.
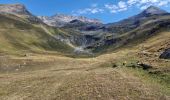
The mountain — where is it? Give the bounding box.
[38,14,102,27]
[0,13,75,55]
[62,19,104,31]
[142,6,167,15]
[0,6,76,55]
[83,6,170,53]
[0,4,42,23]
[0,4,94,55]
[0,4,31,15]
[105,6,169,34]
[0,4,169,55]
[39,6,170,54]
[60,6,170,53]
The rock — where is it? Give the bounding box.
[138,63,152,70]
[112,63,117,68]
[159,48,170,59]
[125,61,152,70]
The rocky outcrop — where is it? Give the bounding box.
[0,4,31,15]
[0,4,42,23]
[160,48,170,59]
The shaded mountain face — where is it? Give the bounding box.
[62,19,104,32]
[38,14,102,27]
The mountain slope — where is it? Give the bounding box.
[88,15,170,53]
[81,6,170,53]
[0,4,169,56]
[50,6,170,54]
[0,4,31,15]
[0,31,169,100]
[0,13,74,55]
[105,6,169,34]
[0,4,43,24]
[0,4,97,55]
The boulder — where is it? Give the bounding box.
[160,48,170,59]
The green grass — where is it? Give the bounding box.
[124,67,170,95]
[0,14,74,55]
[115,55,170,95]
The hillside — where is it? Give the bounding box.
[1,4,169,56]
[0,13,74,55]
[0,31,169,100]
[85,7,170,53]
[105,6,168,34]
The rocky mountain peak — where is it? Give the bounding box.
[0,3,31,15]
[51,14,102,24]
[142,6,167,15]
[38,14,102,27]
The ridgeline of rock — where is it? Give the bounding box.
[38,14,102,27]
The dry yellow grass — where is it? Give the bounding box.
[0,32,170,100]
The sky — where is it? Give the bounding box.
[0,0,170,23]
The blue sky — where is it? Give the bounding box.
[0,0,170,23]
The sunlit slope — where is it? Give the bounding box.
[0,14,74,55]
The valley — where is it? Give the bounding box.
[0,4,169,100]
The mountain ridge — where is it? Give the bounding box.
[142,6,168,15]
[0,4,32,16]
[0,3,170,55]
[0,4,168,26]
[38,14,102,27]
